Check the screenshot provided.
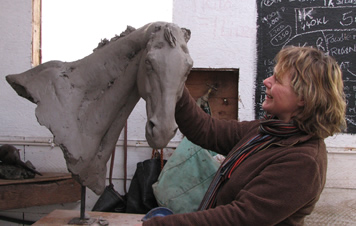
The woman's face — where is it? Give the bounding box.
[262,71,304,122]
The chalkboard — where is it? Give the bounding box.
[256,0,356,134]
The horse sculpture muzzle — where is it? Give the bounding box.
[146,115,179,149]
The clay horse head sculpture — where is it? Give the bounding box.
[6,22,193,194]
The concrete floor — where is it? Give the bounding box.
[305,188,356,225]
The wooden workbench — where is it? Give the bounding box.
[33,209,144,226]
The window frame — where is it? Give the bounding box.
[32,0,42,66]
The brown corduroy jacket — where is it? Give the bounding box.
[144,87,327,226]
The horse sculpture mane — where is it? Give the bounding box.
[6,22,193,194]
[93,25,136,52]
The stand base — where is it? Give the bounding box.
[68,217,96,225]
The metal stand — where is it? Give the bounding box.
[68,186,96,225]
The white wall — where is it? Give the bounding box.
[173,0,258,122]
[0,0,50,139]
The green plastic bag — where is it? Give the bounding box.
[152,137,220,214]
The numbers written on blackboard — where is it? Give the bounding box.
[261,7,285,28]
[271,26,292,46]
[340,10,356,26]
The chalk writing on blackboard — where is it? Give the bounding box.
[256,1,356,133]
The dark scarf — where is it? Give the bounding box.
[198,115,301,210]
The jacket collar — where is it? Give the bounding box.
[277,133,316,146]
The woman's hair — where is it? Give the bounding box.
[274,46,346,138]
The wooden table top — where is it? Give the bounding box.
[33,209,144,226]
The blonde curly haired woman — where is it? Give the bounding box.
[141,46,346,226]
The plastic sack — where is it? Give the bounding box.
[152,137,220,214]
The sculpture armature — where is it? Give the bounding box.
[6,22,193,194]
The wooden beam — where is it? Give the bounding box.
[0,173,81,210]
[32,0,42,66]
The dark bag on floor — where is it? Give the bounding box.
[92,184,126,212]
[92,141,128,212]
[126,149,166,214]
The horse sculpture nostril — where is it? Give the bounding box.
[148,120,155,137]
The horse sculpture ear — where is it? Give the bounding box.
[181,28,191,43]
